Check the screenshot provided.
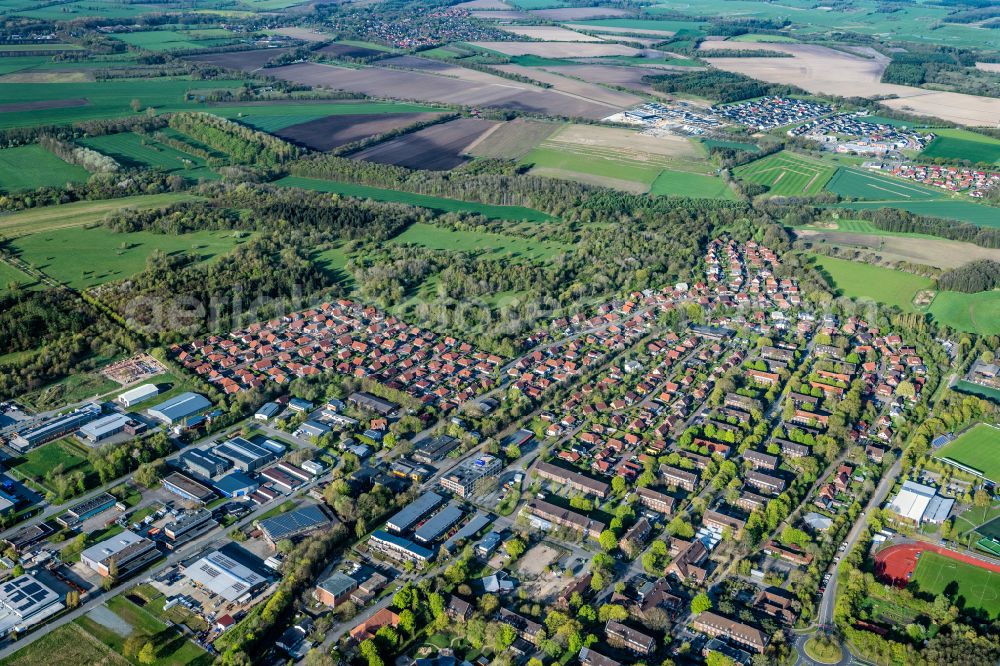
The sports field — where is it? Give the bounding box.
[734,151,836,196]
[275,176,552,221]
[825,167,942,201]
[390,223,567,261]
[913,551,1000,619]
[810,254,933,312]
[920,128,1000,165]
[650,170,736,199]
[929,291,1000,335]
[0,193,201,237]
[0,144,89,192]
[11,227,243,290]
[934,423,1000,482]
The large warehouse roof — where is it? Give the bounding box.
[148,392,211,424]
[185,550,267,602]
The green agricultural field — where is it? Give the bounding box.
[523,144,664,190]
[509,0,569,8]
[935,424,1000,483]
[650,170,736,199]
[735,151,836,196]
[568,18,708,34]
[920,129,1000,166]
[0,144,89,192]
[210,101,444,132]
[0,261,37,293]
[729,33,797,42]
[390,223,568,261]
[275,176,551,222]
[810,254,933,312]
[839,200,1000,229]
[649,0,1000,50]
[11,226,244,290]
[80,131,218,180]
[0,78,245,129]
[0,193,201,237]
[700,138,759,153]
[929,291,1000,335]
[0,43,83,52]
[912,551,1000,619]
[13,0,171,20]
[825,167,943,201]
[112,29,237,51]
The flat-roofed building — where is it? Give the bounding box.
[2,523,54,553]
[11,404,102,451]
[181,448,231,479]
[148,392,211,425]
[439,455,502,498]
[385,491,444,534]
[184,550,268,603]
[368,530,434,563]
[315,572,358,607]
[535,461,610,498]
[0,574,64,637]
[413,435,459,464]
[691,611,769,653]
[637,487,675,515]
[162,472,216,504]
[523,499,605,540]
[118,384,159,408]
[605,620,655,655]
[56,492,117,528]
[213,437,276,473]
[81,529,159,578]
[258,504,332,546]
[414,502,464,544]
[164,509,216,547]
[79,413,138,444]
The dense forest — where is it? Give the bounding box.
[643,69,807,104]
[937,259,1000,293]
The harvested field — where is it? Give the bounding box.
[275,112,444,150]
[265,61,619,119]
[182,48,292,71]
[0,97,87,113]
[542,63,666,95]
[0,71,93,83]
[494,64,643,107]
[530,167,648,192]
[498,25,605,41]
[351,117,499,170]
[701,43,1000,126]
[271,27,331,41]
[454,0,511,7]
[795,230,1000,270]
[465,118,560,159]
[530,7,629,20]
[977,62,1000,73]
[471,41,641,57]
[316,43,386,58]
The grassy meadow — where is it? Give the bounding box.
[810,254,932,312]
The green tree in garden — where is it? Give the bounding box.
[691,592,712,615]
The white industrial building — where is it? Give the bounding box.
[888,480,954,525]
[184,550,268,603]
[118,384,159,408]
[0,574,64,637]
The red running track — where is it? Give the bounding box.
[874,542,1000,587]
